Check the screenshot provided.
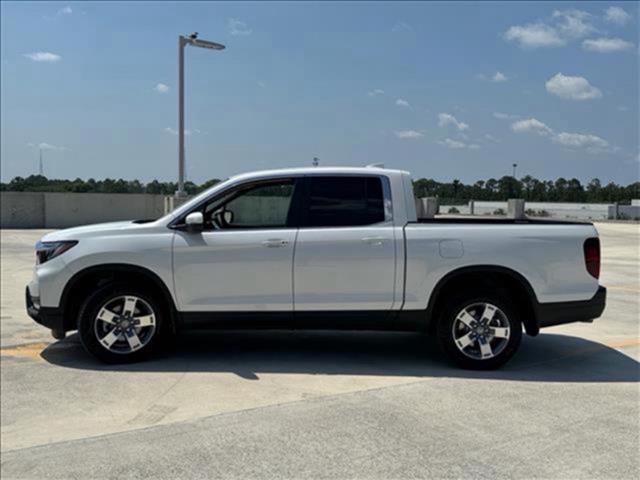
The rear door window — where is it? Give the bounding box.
[304,176,385,227]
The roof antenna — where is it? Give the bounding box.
[312,157,319,167]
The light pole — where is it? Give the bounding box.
[39,148,44,176]
[176,33,225,198]
[512,163,518,178]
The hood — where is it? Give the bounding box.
[41,221,141,242]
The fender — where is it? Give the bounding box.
[59,263,178,331]
[424,265,540,336]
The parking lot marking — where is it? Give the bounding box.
[0,342,49,360]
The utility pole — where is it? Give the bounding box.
[175,33,225,198]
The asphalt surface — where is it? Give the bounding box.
[1,223,639,479]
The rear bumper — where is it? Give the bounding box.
[537,286,606,329]
[26,286,65,335]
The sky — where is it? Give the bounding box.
[1,1,638,184]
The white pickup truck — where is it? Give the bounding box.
[27,166,606,369]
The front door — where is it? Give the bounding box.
[293,175,398,311]
[173,178,299,312]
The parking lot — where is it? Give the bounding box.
[1,223,638,479]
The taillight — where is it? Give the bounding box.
[584,238,600,279]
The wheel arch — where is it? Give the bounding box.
[425,265,540,336]
[59,263,178,333]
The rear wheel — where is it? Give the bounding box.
[78,283,167,363]
[437,292,522,370]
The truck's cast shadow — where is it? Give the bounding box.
[40,331,639,383]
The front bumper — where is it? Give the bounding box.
[537,286,607,329]
[26,286,66,338]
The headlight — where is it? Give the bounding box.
[35,241,78,264]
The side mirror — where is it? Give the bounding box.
[185,212,204,231]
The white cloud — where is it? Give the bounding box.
[552,132,609,151]
[368,89,384,97]
[604,6,632,26]
[477,71,509,82]
[228,18,252,36]
[492,71,508,82]
[395,98,410,107]
[438,113,469,131]
[437,138,480,150]
[27,142,68,151]
[257,81,266,88]
[58,6,72,15]
[154,83,169,93]
[392,22,413,33]
[552,9,596,39]
[504,23,565,48]
[511,118,554,136]
[545,73,602,100]
[165,127,192,136]
[582,37,634,53]
[439,138,466,149]
[484,134,500,143]
[493,112,519,120]
[552,132,609,148]
[509,118,612,154]
[504,9,597,49]
[23,52,61,63]
[395,130,423,139]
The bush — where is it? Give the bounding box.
[447,207,460,214]
[493,208,506,215]
[525,208,551,217]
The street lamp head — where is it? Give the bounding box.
[187,37,225,50]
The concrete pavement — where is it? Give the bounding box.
[1,223,638,479]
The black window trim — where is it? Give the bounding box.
[169,177,303,231]
[298,174,393,230]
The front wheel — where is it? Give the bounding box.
[77,284,167,363]
[437,292,522,370]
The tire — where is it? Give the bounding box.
[77,283,168,363]
[436,291,522,370]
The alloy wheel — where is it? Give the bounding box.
[94,295,156,354]
[452,302,511,360]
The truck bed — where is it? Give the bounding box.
[414,216,592,226]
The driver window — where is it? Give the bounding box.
[204,180,294,229]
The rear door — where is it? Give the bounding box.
[293,175,397,311]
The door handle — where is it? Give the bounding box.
[262,239,289,248]
[361,236,385,246]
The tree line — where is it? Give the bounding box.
[0,175,221,196]
[1,174,638,203]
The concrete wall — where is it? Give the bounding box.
[440,201,613,220]
[608,204,640,220]
[3,192,640,228]
[1,192,166,228]
[0,192,46,228]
